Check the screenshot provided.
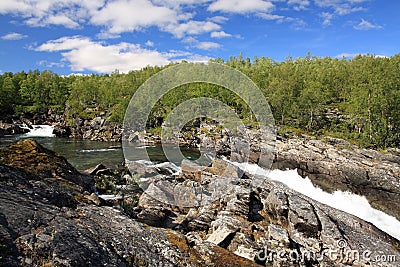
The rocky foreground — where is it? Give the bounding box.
[0,139,399,266]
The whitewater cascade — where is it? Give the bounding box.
[22,125,55,137]
[228,160,400,241]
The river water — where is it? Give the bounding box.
[0,134,199,170]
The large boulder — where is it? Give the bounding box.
[0,139,93,191]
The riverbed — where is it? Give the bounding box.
[0,134,199,170]
[1,129,399,241]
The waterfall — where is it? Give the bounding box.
[22,125,55,137]
[228,160,400,241]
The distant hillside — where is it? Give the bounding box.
[1,53,400,148]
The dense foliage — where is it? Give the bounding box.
[1,53,399,148]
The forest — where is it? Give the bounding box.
[0,53,399,149]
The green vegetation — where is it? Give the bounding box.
[1,53,400,149]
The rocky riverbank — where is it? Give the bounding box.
[0,112,122,142]
[0,139,399,266]
[3,114,400,222]
[125,122,400,221]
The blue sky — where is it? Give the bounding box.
[0,0,398,74]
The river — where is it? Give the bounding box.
[1,126,399,241]
[0,127,199,170]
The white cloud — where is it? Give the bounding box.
[37,60,65,68]
[0,0,278,43]
[336,52,387,58]
[34,36,173,72]
[34,36,213,72]
[314,0,366,15]
[210,31,232,38]
[182,36,198,44]
[152,0,212,7]
[257,13,285,21]
[185,54,211,63]
[0,0,99,28]
[257,13,306,29]
[164,20,221,38]
[354,19,382,30]
[45,14,80,28]
[90,0,177,34]
[208,16,229,23]
[145,40,154,47]
[182,36,221,50]
[208,0,274,14]
[35,36,93,52]
[286,17,307,29]
[97,31,121,39]
[87,0,222,38]
[319,12,334,26]
[0,32,28,40]
[336,52,360,58]
[0,0,34,15]
[288,0,310,11]
[195,41,221,50]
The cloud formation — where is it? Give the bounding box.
[164,20,221,38]
[90,0,177,34]
[0,0,381,73]
[1,32,28,40]
[183,36,221,50]
[288,0,310,11]
[0,0,374,38]
[34,36,215,72]
[210,31,232,38]
[354,18,382,30]
[35,36,172,73]
[314,0,366,15]
[208,0,274,14]
[319,12,334,25]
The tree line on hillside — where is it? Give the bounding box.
[0,53,399,149]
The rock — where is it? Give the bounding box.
[85,193,102,206]
[82,163,110,176]
[206,224,237,246]
[125,160,158,178]
[53,125,71,137]
[0,139,93,192]
[268,224,290,247]
[208,158,244,178]
[154,161,180,176]
[0,122,30,135]
[179,159,203,182]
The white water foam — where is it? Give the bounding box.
[78,148,119,153]
[228,160,400,241]
[23,125,55,137]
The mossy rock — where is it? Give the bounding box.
[0,139,93,191]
